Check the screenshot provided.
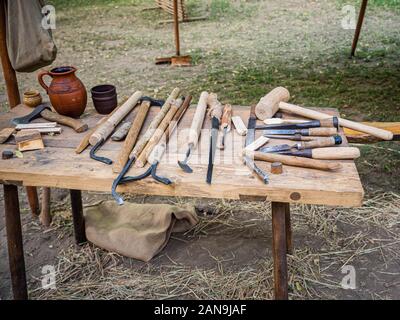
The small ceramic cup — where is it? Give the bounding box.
[23,90,42,108]
[91,84,118,115]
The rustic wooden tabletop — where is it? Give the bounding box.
[0,104,364,207]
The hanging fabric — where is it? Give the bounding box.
[5,0,57,72]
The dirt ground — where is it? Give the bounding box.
[1,0,399,300]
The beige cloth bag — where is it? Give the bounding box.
[5,0,57,72]
[84,202,199,262]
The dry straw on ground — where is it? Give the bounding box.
[31,192,400,300]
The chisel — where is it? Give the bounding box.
[206,93,225,184]
[264,134,319,141]
[260,136,342,153]
[276,147,360,160]
[256,117,339,130]
[264,127,338,137]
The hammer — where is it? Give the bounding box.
[12,104,88,133]
[255,87,393,141]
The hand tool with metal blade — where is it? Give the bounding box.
[218,104,232,150]
[243,105,269,184]
[243,150,342,171]
[134,97,184,168]
[263,118,309,125]
[206,93,225,184]
[264,127,337,137]
[279,101,393,141]
[112,96,192,205]
[178,91,208,173]
[276,147,360,160]
[260,136,342,153]
[256,117,339,130]
[264,134,319,141]
[12,103,88,133]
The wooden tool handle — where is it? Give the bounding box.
[40,109,88,133]
[319,118,337,128]
[245,150,342,171]
[221,104,232,130]
[308,127,337,136]
[301,136,338,149]
[231,116,247,136]
[147,143,166,164]
[279,102,393,141]
[188,91,208,146]
[75,102,122,154]
[131,88,181,158]
[112,101,151,173]
[135,99,182,167]
[255,87,290,120]
[207,93,224,120]
[89,91,142,145]
[311,147,360,160]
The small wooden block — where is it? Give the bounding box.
[232,116,247,136]
[15,130,42,143]
[15,122,58,130]
[2,150,14,160]
[0,128,15,144]
[244,136,270,151]
[271,162,283,174]
[18,127,62,134]
[15,130,44,152]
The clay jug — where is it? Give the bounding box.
[38,66,87,118]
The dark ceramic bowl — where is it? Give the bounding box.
[91,84,117,114]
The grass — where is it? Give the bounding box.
[30,192,400,299]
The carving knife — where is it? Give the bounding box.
[256,117,339,130]
[264,127,338,137]
[259,136,342,153]
[244,105,269,184]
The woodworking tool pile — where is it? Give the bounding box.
[2,86,395,205]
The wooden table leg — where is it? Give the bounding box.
[70,190,86,244]
[284,203,293,255]
[39,187,52,227]
[3,184,28,300]
[26,186,39,217]
[271,202,288,300]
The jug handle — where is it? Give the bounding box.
[38,70,51,93]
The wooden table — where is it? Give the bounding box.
[0,104,364,300]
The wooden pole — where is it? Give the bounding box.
[0,1,41,218]
[173,0,180,56]
[0,0,20,107]
[351,0,368,57]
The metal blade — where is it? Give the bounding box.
[206,117,220,184]
[263,129,297,135]
[244,107,269,184]
[259,144,292,153]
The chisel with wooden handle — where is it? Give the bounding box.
[277,147,360,160]
[260,136,342,153]
[256,117,339,130]
[279,102,393,141]
[243,150,342,171]
[264,127,338,137]
[178,92,209,173]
